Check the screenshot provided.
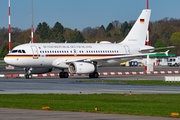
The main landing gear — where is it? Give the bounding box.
[59,69,69,78]
[89,62,99,78]
[89,72,99,78]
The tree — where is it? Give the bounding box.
[35,22,51,41]
[170,32,180,55]
[154,39,166,52]
[120,21,132,37]
[112,20,121,28]
[96,25,106,40]
[63,28,85,43]
[0,41,8,58]
[82,27,97,40]
[150,33,159,46]
[170,32,180,45]
[106,23,114,32]
[51,22,64,41]
[70,30,85,43]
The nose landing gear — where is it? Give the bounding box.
[24,68,32,79]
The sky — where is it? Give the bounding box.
[0,0,180,31]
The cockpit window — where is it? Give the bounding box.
[22,50,25,53]
[12,50,18,53]
[11,49,26,53]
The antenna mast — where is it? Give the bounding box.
[31,0,34,43]
[146,0,149,9]
[8,0,11,52]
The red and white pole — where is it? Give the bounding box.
[8,0,11,52]
[145,0,150,46]
[31,25,34,43]
[146,0,149,9]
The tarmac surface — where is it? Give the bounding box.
[0,108,179,120]
[0,78,180,94]
[0,66,180,120]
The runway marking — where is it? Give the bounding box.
[0,70,180,78]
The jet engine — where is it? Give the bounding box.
[68,62,95,74]
[29,68,53,74]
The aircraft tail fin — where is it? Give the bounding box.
[121,9,151,45]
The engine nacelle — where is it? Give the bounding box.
[30,68,53,74]
[68,62,95,74]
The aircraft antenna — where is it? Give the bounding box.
[8,0,11,52]
[31,0,34,43]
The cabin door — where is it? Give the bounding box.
[31,45,39,59]
[73,49,77,56]
[124,45,130,55]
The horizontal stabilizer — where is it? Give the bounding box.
[139,46,175,52]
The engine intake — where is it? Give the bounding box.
[68,62,95,74]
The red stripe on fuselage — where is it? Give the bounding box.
[6,54,125,58]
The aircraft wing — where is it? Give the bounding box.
[64,51,169,63]
[83,53,150,62]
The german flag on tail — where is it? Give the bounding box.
[140,19,144,23]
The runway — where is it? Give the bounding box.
[0,66,180,94]
[0,66,180,120]
[0,77,180,94]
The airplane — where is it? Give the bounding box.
[4,9,158,79]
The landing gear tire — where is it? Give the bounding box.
[89,72,99,78]
[63,72,69,78]
[59,72,69,78]
[89,73,94,78]
[94,72,99,78]
[25,74,32,79]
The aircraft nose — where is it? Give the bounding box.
[4,56,11,65]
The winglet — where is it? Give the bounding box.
[165,50,169,56]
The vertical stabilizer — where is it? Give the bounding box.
[121,9,151,45]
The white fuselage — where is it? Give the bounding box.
[4,42,151,68]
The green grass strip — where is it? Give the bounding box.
[0,94,180,117]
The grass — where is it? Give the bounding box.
[76,80,180,86]
[0,94,180,117]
